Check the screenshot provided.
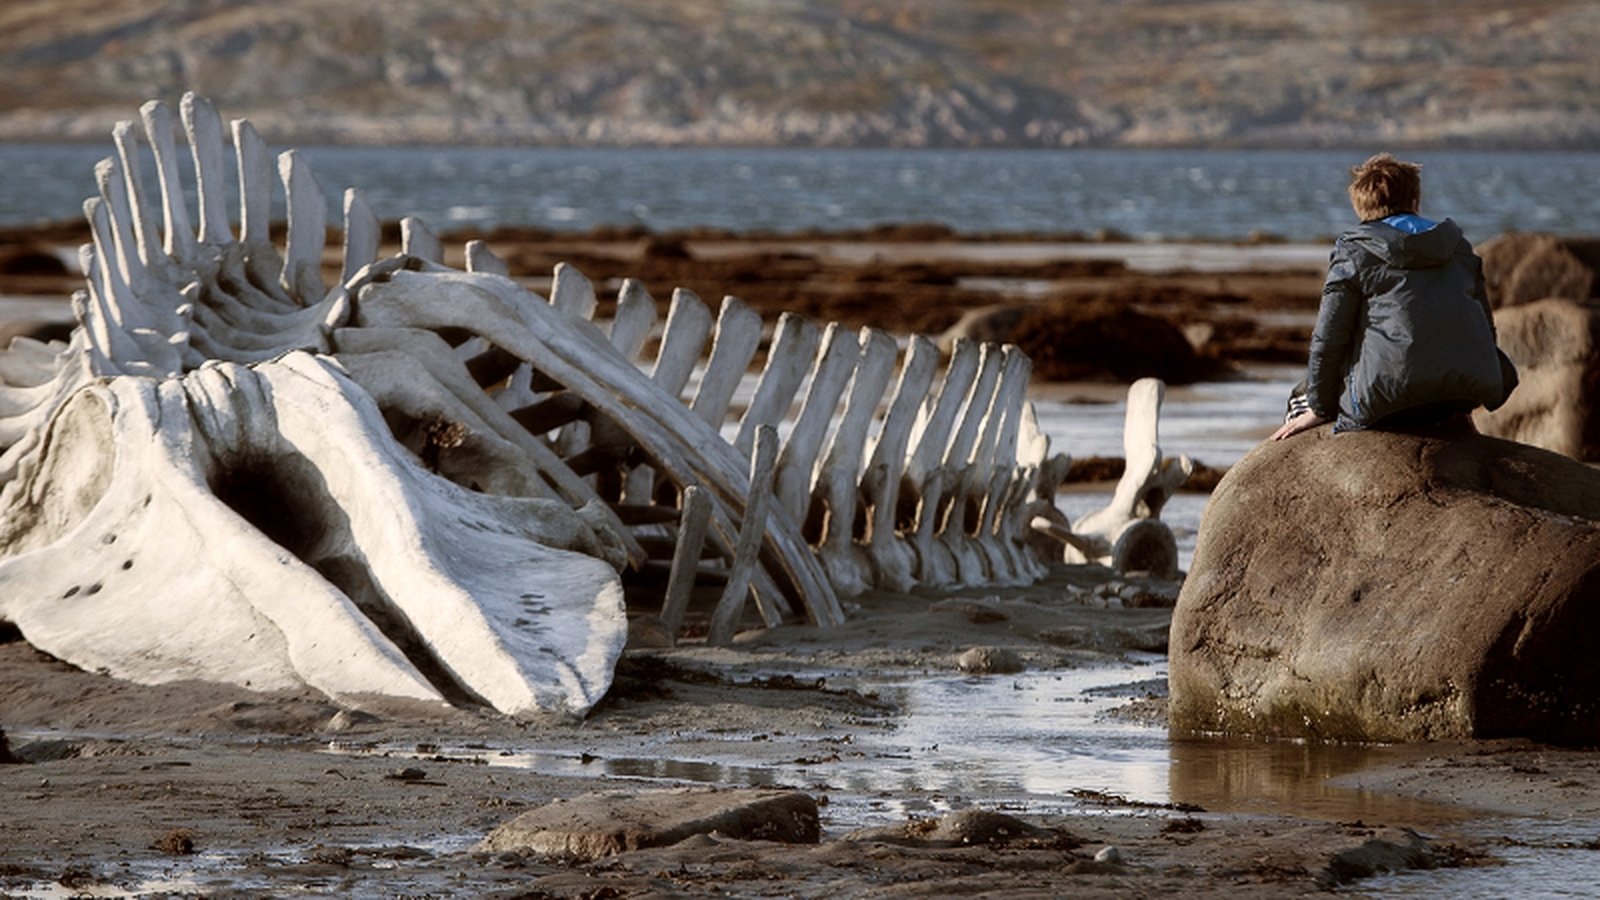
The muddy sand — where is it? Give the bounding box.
[4,226,1600,896]
[6,569,1600,898]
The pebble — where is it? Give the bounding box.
[956,646,1025,675]
[1094,845,1123,864]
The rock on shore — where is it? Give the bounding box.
[482,787,820,860]
[1475,297,1600,460]
[1169,427,1600,745]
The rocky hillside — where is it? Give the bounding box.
[2,0,1596,148]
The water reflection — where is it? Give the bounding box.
[327,665,1477,831]
[1169,737,1474,826]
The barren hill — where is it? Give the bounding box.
[1,0,1595,148]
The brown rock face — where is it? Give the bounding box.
[1479,233,1600,309]
[1475,298,1600,460]
[1169,428,1600,745]
[481,787,820,859]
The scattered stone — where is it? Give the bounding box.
[481,787,820,860]
[956,646,1025,675]
[843,810,1060,847]
[323,708,380,733]
[1162,817,1206,835]
[1171,429,1600,744]
[626,615,675,649]
[152,828,195,855]
[1094,845,1123,864]
[930,810,1053,846]
[1317,829,1439,888]
[386,767,428,782]
[308,845,353,867]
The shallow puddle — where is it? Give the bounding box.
[326,658,1476,834]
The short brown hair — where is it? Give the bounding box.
[1347,153,1422,221]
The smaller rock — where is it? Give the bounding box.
[482,787,820,860]
[957,646,1025,675]
[626,615,675,649]
[1094,845,1123,864]
[841,810,1067,848]
[929,810,1051,845]
[386,767,427,782]
[324,709,380,733]
[152,828,195,855]
[308,844,353,867]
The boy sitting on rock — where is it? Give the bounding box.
[1273,153,1514,441]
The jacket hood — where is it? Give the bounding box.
[1350,217,1464,269]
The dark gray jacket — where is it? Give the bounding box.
[1306,217,1509,430]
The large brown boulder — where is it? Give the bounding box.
[1475,297,1600,460]
[1479,233,1600,309]
[940,302,1215,384]
[1169,428,1600,745]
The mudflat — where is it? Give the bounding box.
[6,572,1600,897]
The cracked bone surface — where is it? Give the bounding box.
[0,93,1173,715]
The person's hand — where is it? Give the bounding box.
[1271,411,1329,441]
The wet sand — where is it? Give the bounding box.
[8,575,1600,897]
[3,224,1598,896]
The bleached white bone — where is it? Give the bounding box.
[660,484,713,639]
[861,335,940,592]
[690,296,762,428]
[278,150,327,304]
[709,425,780,644]
[813,329,898,597]
[343,189,382,285]
[774,322,859,520]
[402,216,443,264]
[734,312,820,457]
[1058,377,1192,576]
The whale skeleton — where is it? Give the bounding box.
[0,94,1184,717]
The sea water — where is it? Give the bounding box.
[3,145,1597,244]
